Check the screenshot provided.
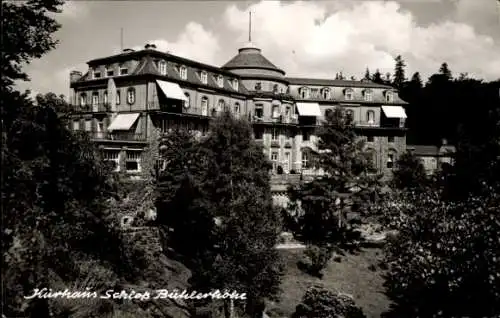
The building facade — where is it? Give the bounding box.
[68,42,408,183]
[407,140,456,175]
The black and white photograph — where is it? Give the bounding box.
[2,0,500,317]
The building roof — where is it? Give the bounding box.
[221,43,285,75]
[407,144,456,156]
[286,77,392,89]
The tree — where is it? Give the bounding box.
[382,189,500,317]
[409,72,422,88]
[288,108,383,247]
[371,69,384,84]
[391,151,428,192]
[439,62,452,80]
[292,286,366,318]
[363,68,371,80]
[156,112,283,317]
[393,55,406,89]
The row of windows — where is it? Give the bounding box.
[102,150,141,172]
[92,65,128,79]
[298,87,394,102]
[79,88,135,107]
[325,108,376,124]
[156,60,239,90]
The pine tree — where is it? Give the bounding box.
[439,62,452,80]
[393,55,406,89]
[410,72,423,88]
[289,108,383,247]
[371,69,384,84]
[363,68,371,80]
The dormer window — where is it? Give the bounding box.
[386,91,394,103]
[255,82,262,91]
[344,88,354,101]
[158,60,167,75]
[200,71,208,84]
[232,79,239,91]
[120,65,128,76]
[273,84,279,93]
[300,87,310,99]
[179,65,187,80]
[363,89,373,102]
[322,88,331,99]
[93,69,101,79]
[216,75,224,88]
[106,66,114,77]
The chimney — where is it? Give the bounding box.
[70,70,82,83]
[122,48,134,53]
[145,43,157,50]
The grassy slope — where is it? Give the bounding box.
[267,247,390,318]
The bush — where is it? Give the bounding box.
[290,169,297,174]
[382,189,500,317]
[298,245,333,278]
[292,286,366,318]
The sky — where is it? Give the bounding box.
[16,0,500,98]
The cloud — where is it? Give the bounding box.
[222,0,500,81]
[58,1,90,20]
[132,22,220,65]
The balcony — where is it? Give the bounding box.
[89,131,147,141]
[74,103,111,113]
[251,115,298,125]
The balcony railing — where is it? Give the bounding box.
[89,131,147,141]
[251,115,298,124]
[73,103,111,113]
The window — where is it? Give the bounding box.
[367,135,374,142]
[387,153,395,169]
[96,120,104,138]
[322,88,331,99]
[366,110,375,124]
[273,84,278,93]
[300,87,309,99]
[366,149,377,167]
[92,92,99,110]
[85,119,92,131]
[127,88,135,104]
[80,93,87,107]
[302,151,309,169]
[285,106,291,120]
[388,136,395,143]
[103,91,108,105]
[126,151,141,172]
[271,152,279,171]
[386,91,394,103]
[200,71,208,84]
[302,128,310,141]
[201,96,209,116]
[254,104,263,119]
[116,89,121,105]
[344,88,354,101]
[183,92,190,109]
[119,65,128,76]
[254,127,263,140]
[272,128,279,141]
[284,152,291,172]
[234,102,240,115]
[232,79,239,91]
[364,89,373,102]
[106,66,114,77]
[272,105,280,118]
[93,69,101,79]
[158,60,167,75]
[103,150,120,172]
[217,75,224,87]
[217,99,225,112]
[255,82,262,91]
[180,65,187,80]
[73,120,80,130]
[346,109,354,120]
[325,109,333,118]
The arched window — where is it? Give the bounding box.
[325,108,333,118]
[179,65,187,80]
[346,109,354,119]
[200,71,208,84]
[365,148,377,168]
[183,92,190,109]
[387,149,397,169]
[363,89,373,102]
[201,96,209,116]
[158,60,167,75]
[127,88,135,105]
[116,89,121,105]
[386,91,394,103]
[80,93,87,107]
[103,91,108,105]
[366,110,375,124]
[344,88,354,101]
[322,88,331,99]
[300,87,310,99]
[234,102,240,114]
[217,99,225,112]
[272,104,280,118]
[92,92,99,106]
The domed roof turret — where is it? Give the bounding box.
[221,42,285,76]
